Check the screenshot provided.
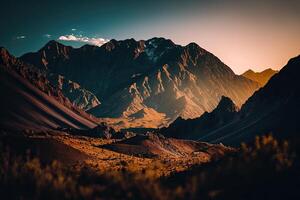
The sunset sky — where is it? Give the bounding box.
[1,0,299,74]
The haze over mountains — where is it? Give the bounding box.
[20,38,259,128]
[161,55,300,145]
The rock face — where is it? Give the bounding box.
[47,74,100,110]
[165,55,300,146]
[20,38,259,127]
[160,96,239,139]
[242,68,278,86]
[19,41,100,111]
[0,47,98,130]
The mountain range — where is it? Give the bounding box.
[20,38,260,128]
[161,55,300,145]
[241,68,278,86]
[2,37,297,146]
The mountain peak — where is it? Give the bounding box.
[40,40,71,52]
[146,37,175,47]
[0,47,13,64]
[262,68,276,72]
[242,68,278,86]
[215,96,239,113]
[44,40,62,47]
[0,47,9,55]
[243,68,277,75]
[243,69,255,74]
[186,42,199,48]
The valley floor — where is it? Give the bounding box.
[0,130,231,178]
[1,130,299,200]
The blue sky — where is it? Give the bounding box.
[1,0,299,73]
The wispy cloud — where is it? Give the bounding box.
[16,35,26,39]
[58,34,109,46]
[71,28,77,31]
[44,34,51,38]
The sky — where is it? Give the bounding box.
[0,0,299,74]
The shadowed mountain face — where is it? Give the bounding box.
[0,47,97,130]
[242,68,278,86]
[18,42,100,111]
[20,38,259,127]
[160,96,239,139]
[162,55,300,146]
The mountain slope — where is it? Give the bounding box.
[102,133,232,158]
[20,38,259,127]
[242,68,278,86]
[47,73,100,110]
[176,55,300,146]
[160,96,239,139]
[20,41,100,110]
[0,47,97,131]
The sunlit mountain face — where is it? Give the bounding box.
[1,1,300,199]
[242,68,278,86]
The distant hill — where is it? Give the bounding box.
[242,68,278,86]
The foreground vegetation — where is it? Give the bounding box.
[0,134,299,200]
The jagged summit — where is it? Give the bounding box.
[243,69,254,74]
[216,96,239,113]
[242,67,278,86]
[40,40,72,55]
[0,46,9,57]
[185,42,203,50]
[40,40,71,50]
[146,37,175,47]
[0,47,17,66]
[262,68,276,73]
[0,47,11,57]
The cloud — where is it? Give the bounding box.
[58,34,109,46]
[44,34,51,38]
[71,28,77,31]
[16,35,26,39]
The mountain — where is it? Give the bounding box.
[20,38,259,128]
[242,68,278,86]
[160,96,239,139]
[0,47,97,131]
[162,55,300,145]
[19,41,100,111]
